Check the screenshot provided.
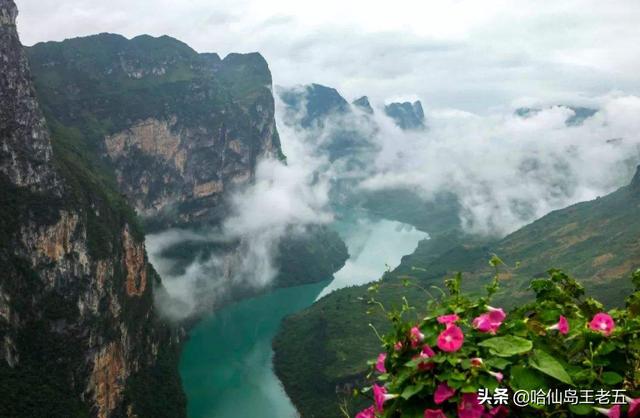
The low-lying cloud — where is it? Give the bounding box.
[148,110,333,320]
[359,95,640,236]
[150,89,640,320]
[275,87,640,238]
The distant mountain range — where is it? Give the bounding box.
[278,82,427,131]
[515,105,598,126]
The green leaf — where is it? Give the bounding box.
[478,374,500,391]
[601,371,623,385]
[529,350,574,386]
[569,404,593,415]
[485,358,511,370]
[461,384,478,393]
[595,341,617,356]
[400,383,424,400]
[510,366,548,391]
[478,336,533,357]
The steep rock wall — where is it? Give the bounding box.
[27,35,284,230]
[0,2,185,417]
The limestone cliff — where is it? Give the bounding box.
[27,34,284,230]
[0,1,185,417]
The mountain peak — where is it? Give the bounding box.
[352,96,373,114]
[0,0,17,26]
[278,83,349,127]
[385,100,425,130]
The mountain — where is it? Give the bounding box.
[352,96,374,114]
[279,83,350,128]
[278,83,379,171]
[0,1,184,417]
[27,33,284,231]
[384,100,425,130]
[273,166,640,417]
[515,105,598,126]
[278,83,461,236]
[25,32,352,313]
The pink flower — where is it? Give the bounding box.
[437,314,460,325]
[472,314,495,333]
[487,306,506,323]
[434,382,456,404]
[373,384,397,413]
[594,405,621,418]
[394,341,404,351]
[410,326,425,348]
[484,405,509,418]
[437,324,464,352]
[626,397,640,418]
[473,307,506,334]
[355,405,376,418]
[470,357,484,367]
[489,371,503,382]
[376,353,387,373]
[424,409,447,418]
[421,344,436,357]
[458,393,485,418]
[589,312,615,336]
[548,315,569,335]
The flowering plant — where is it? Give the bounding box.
[356,259,640,417]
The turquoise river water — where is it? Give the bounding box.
[179,218,427,417]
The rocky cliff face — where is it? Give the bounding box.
[27,34,283,230]
[0,2,185,416]
[0,1,57,192]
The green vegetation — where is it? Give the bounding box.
[352,266,640,417]
[359,189,462,235]
[273,169,640,417]
[124,337,187,418]
[0,258,90,418]
[275,225,349,287]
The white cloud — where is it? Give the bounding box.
[360,95,640,236]
[16,0,640,111]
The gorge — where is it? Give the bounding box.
[3,1,640,417]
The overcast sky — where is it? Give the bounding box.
[16,0,640,111]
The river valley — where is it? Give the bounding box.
[178,217,427,417]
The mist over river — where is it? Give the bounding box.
[179,217,428,418]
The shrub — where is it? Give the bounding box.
[355,259,640,417]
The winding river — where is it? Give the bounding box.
[179,217,428,418]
